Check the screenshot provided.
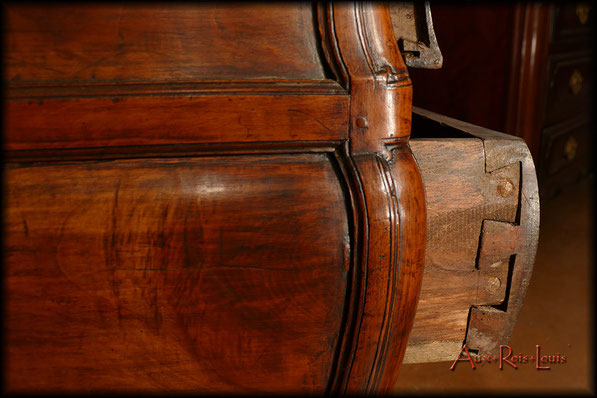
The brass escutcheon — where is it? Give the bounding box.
[564,136,578,161]
[576,3,590,25]
[569,69,583,95]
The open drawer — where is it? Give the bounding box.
[405,107,540,363]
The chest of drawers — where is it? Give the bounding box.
[3,3,540,393]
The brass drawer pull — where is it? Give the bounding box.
[569,69,583,95]
[564,136,578,161]
[576,3,590,25]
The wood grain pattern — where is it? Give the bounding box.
[406,138,518,347]
[465,123,540,357]
[325,3,425,393]
[404,3,552,162]
[373,147,426,387]
[4,93,349,151]
[4,3,327,84]
[403,109,539,362]
[3,1,430,393]
[4,154,349,393]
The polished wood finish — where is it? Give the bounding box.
[323,3,425,394]
[3,1,542,391]
[5,93,349,151]
[3,2,427,394]
[505,3,551,162]
[5,155,348,393]
[4,4,327,83]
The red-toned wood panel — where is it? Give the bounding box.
[4,4,327,84]
[4,94,349,151]
[4,154,349,393]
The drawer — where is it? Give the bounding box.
[551,2,593,43]
[405,109,539,362]
[543,54,593,127]
[4,153,351,392]
[541,117,592,178]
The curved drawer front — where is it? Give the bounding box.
[4,2,428,394]
[5,154,349,393]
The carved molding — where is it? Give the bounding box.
[320,2,426,394]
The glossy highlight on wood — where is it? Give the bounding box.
[3,2,428,394]
[5,93,349,151]
[324,3,425,394]
[5,4,327,84]
[5,154,349,393]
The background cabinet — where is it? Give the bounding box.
[408,2,594,199]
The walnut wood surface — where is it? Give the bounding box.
[5,93,349,151]
[324,3,425,394]
[5,154,348,393]
[504,3,552,162]
[4,2,425,393]
[4,4,326,83]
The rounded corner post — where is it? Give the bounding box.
[323,1,426,394]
